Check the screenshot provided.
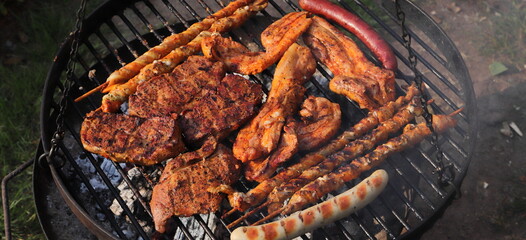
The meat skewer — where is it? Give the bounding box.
[74,0,263,102]
[253,111,460,226]
[100,0,269,112]
[222,85,419,218]
[226,94,422,228]
[264,98,423,213]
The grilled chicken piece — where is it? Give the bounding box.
[150,145,241,233]
[233,43,316,163]
[295,96,342,151]
[243,119,299,182]
[304,16,395,110]
[80,110,186,166]
[201,12,312,75]
[128,56,263,144]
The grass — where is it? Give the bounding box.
[0,0,82,239]
[480,0,526,70]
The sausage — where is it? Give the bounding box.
[299,0,397,70]
[230,169,388,240]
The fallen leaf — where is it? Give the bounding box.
[447,2,462,13]
[489,61,508,76]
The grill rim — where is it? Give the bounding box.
[37,0,478,239]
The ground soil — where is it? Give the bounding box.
[1,0,525,239]
[415,0,526,239]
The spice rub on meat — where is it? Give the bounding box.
[80,110,186,166]
[128,55,264,144]
[150,144,241,233]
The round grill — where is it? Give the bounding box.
[39,0,477,239]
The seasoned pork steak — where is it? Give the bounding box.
[128,55,263,144]
[150,144,241,233]
[80,110,186,165]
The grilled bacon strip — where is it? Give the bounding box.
[223,85,419,218]
[101,0,269,112]
[265,99,422,213]
[256,113,458,224]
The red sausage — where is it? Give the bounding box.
[299,0,398,70]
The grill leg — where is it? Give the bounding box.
[2,158,35,240]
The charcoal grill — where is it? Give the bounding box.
[10,0,477,239]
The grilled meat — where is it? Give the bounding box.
[295,96,341,151]
[303,16,395,110]
[150,144,242,233]
[128,55,263,144]
[233,43,316,163]
[201,12,312,75]
[80,110,186,166]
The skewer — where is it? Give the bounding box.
[226,202,270,229]
[223,85,420,217]
[75,82,108,102]
[251,111,460,226]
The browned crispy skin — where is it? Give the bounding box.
[303,16,395,110]
[128,56,263,144]
[243,118,299,182]
[233,43,316,163]
[150,145,241,233]
[80,110,186,166]
[201,12,312,75]
[295,96,341,151]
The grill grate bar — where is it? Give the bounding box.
[112,162,154,217]
[94,29,127,66]
[193,214,218,240]
[384,157,438,210]
[141,0,177,34]
[129,4,164,41]
[377,190,413,231]
[117,12,153,49]
[176,0,202,20]
[400,150,448,197]
[350,213,376,239]
[57,139,129,239]
[346,0,463,96]
[173,217,196,240]
[160,0,192,28]
[105,20,143,58]
[81,39,114,74]
[393,46,467,121]
[64,114,150,239]
[384,178,425,221]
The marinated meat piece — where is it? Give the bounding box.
[150,145,242,233]
[80,110,186,166]
[303,16,396,110]
[128,56,263,144]
[233,43,316,163]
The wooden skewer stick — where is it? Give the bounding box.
[74,82,108,102]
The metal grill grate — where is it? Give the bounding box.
[39,0,476,239]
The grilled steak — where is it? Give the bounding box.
[80,110,186,165]
[150,144,241,233]
[128,55,263,144]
